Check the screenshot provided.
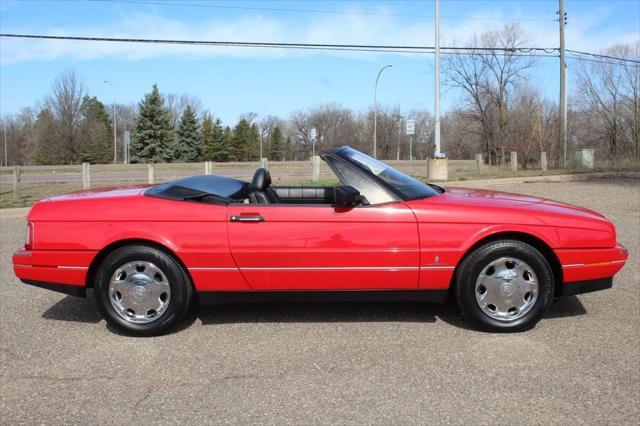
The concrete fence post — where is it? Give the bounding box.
[540,151,548,171]
[12,165,21,195]
[427,158,448,181]
[204,161,213,175]
[260,158,268,169]
[574,149,594,169]
[311,155,320,182]
[148,163,156,184]
[510,151,518,173]
[82,162,91,189]
[475,153,483,175]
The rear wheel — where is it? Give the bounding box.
[94,245,192,336]
[455,239,554,332]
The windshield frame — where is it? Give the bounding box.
[327,146,442,201]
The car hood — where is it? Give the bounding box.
[408,187,611,230]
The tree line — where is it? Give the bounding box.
[1,24,637,167]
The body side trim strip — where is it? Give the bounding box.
[189,266,455,271]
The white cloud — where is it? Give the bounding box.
[0,6,637,64]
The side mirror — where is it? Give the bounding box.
[334,185,362,206]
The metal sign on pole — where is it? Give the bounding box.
[310,128,317,158]
[405,119,415,136]
[406,118,415,169]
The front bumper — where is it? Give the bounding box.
[555,243,628,296]
[558,277,612,297]
[556,243,628,282]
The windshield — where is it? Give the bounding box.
[336,147,441,200]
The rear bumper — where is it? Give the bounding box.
[13,248,95,297]
[21,279,86,297]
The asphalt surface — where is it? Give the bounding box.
[1,178,638,424]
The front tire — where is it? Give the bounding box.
[94,245,192,336]
[455,239,554,332]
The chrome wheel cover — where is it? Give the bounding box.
[108,261,171,324]
[475,257,539,322]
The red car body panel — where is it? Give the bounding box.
[227,203,420,290]
[13,182,628,297]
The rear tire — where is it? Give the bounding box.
[94,245,192,336]
[455,239,554,332]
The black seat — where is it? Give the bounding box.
[249,168,279,204]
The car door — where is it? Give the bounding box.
[226,202,420,290]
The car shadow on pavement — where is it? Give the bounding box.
[197,301,451,325]
[40,293,587,331]
[546,296,587,318]
[41,292,102,324]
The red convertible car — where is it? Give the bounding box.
[13,146,628,336]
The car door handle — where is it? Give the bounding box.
[230,215,265,222]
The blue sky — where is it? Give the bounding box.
[1,0,638,125]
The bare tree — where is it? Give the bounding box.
[164,93,204,129]
[574,42,639,161]
[443,23,535,164]
[48,69,86,162]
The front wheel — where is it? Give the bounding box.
[455,239,554,332]
[94,245,192,336]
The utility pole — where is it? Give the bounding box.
[434,0,441,157]
[559,0,567,168]
[373,64,392,159]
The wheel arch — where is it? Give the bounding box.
[452,231,564,296]
[85,238,193,289]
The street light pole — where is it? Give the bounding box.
[396,115,403,161]
[373,64,392,159]
[2,120,7,167]
[103,80,117,163]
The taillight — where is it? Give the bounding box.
[25,221,34,250]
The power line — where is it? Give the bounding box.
[565,55,640,67]
[1,33,637,66]
[0,32,557,53]
[84,0,557,22]
[566,49,640,64]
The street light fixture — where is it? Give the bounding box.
[103,80,117,163]
[373,64,392,159]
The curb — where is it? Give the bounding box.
[445,172,640,187]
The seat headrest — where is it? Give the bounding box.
[251,168,272,191]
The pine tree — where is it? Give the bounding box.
[201,113,214,159]
[249,123,260,161]
[269,126,284,160]
[284,136,292,160]
[174,105,202,162]
[77,96,112,163]
[223,126,233,161]
[202,113,230,161]
[33,109,59,165]
[232,119,252,161]
[131,84,174,163]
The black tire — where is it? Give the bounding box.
[454,239,554,332]
[94,245,193,336]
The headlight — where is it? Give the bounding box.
[25,221,34,250]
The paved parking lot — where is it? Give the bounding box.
[1,178,638,424]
